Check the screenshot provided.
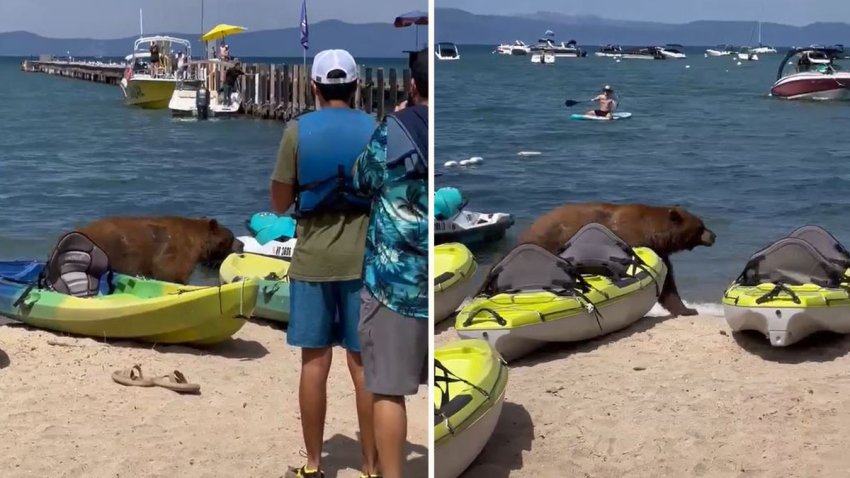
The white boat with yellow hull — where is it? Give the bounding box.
[120,36,201,109]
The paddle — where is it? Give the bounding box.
[564,99,592,107]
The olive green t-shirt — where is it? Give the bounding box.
[271,121,370,282]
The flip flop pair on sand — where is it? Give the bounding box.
[112,364,200,394]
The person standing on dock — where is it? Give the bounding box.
[352,48,429,478]
[269,49,379,478]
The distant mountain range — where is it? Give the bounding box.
[0,19,425,58]
[435,8,850,47]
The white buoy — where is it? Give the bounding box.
[468,156,483,164]
[685,65,691,69]
[444,161,459,168]
[737,61,742,66]
[518,151,542,157]
[459,159,473,166]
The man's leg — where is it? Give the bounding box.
[358,288,428,478]
[286,280,337,476]
[340,281,379,475]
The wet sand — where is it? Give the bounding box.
[0,320,428,478]
[436,305,850,477]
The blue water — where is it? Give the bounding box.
[0,57,291,281]
[435,45,850,306]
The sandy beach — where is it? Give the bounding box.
[437,303,850,477]
[0,319,428,478]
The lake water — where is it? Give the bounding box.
[435,45,850,311]
[0,55,400,282]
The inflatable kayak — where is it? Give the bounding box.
[434,187,514,246]
[723,225,850,346]
[435,243,478,323]
[455,223,666,361]
[235,212,297,260]
[570,112,632,121]
[0,233,256,345]
[434,339,508,478]
[219,253,291,323]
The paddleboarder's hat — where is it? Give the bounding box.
[312,49,359,85]
[603,85,613,92]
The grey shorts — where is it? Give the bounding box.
[359,288,428,396]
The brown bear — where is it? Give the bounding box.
[518,202,716,317]
[74,216,239,284]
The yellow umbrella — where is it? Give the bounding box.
[201,24,247,42]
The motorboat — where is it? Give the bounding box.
[659,44,687,59]
[770,45,850,100]
[530,31,586,57]
[493,42,512,55]
[120,35,202,109]
[168,59,243,118]
[530,51,556,64]
[736,47,759,62]
[436,42,460,61]
[705,45,736,57]
[509,40,531,56]
[595,44,624,58]
[613,46,666,60]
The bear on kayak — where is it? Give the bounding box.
[74,216,238,284]
[518,202,716,317]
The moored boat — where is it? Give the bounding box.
[436,42,461,61]
[121,35,202,109]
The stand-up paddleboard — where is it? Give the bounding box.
[570,112,632,121]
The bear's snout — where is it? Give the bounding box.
[231,239,245,253]
[701,229,716,246]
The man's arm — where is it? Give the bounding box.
[270,124,298,214]
[352,120,388,198]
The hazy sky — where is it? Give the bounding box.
[0,0,426,38]
[437,0,850,26]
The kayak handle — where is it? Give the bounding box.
[462,307,507,327]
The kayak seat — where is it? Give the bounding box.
[41,231,113,298]
[480,243,582,296]
[787,225,850,269]
[734,236,844,288]
[433,393,472,427]
[557,223,643,287]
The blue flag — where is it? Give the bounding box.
[300,0,308,50]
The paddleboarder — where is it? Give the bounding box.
[585,85,617,119]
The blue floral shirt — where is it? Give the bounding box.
[353,119,428,320]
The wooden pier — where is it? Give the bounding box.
[20,59,410,121]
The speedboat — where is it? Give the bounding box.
[509,40,530,56]
[770,45,850,100]
[530,51,555,64]
[616,46,666,60]
[530,31,585,58]
[659,44,687,59]
[595,44,624,58]
[723,225,850,346]
[168,59,243,118]
[736,47,759,62]
[436,42,460,61]
[120,35,202,109]
[494,40,529,56]
[705,45,736,57]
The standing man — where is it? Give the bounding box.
[352,48,429,478]
[270,49,380,478]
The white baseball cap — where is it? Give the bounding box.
[311,49,359,85]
